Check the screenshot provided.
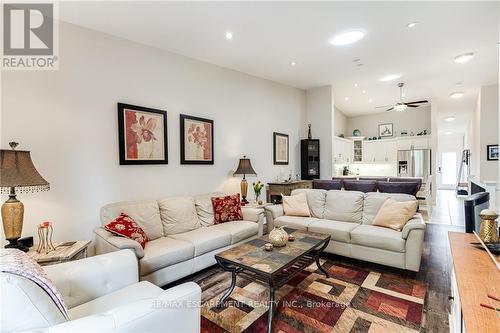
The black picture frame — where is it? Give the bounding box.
[379,123,394,137]
[117,103,168,165]
[273,132,289,165]
[180,114,214,165]
[487,144,499,161]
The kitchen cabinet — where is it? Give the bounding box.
[362,139,396,163]
[397,136,430,150]
[333,137,353,163]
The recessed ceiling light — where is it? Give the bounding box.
[444,131,453,135]
[344,97,349,101]
[450,91,464,99]
[225,31,233,40]
[406,22,419,28]
[445,116,456,122]
[362,90,366,94]
[368,98,373,103]
[329,30,365,46]
[290,61,297,66]
[379,74,401,82]
[454,52,474,64]
[354,83,358,87]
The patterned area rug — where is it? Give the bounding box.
[200,259,425,333]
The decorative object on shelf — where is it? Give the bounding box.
[36,221,56,254]
[417,130,428,136]
[1,142,49,252]
[401,130,408,136]
[264,243,273,251]
[117,103,168,165]
[268,226,288,247]
[180,114,214,164]
[252,181,264,205]
[372,136,377,140]
[487,144,499,161]
[378,123,393,137]
[307,124,312,139]
[273,132,289,165]
[288,234,296,242]
[233,156,257,205]
[352,129,361,137]
[338,134,345,138]
[479,209,499,243]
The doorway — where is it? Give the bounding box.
[438,151,457,190]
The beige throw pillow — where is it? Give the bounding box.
[282,192,311,217]
[372,198,418,231]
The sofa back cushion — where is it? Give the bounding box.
[291,189,326,218]
[362,192,417,225]
[324,190,364,223]
[313,179,342,191]
[343,180,378,193]
[194,192,224,226]
[158,196,200,235]
[100,200,164,240]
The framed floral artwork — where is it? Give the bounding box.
[117,103,168,165]
[180,114,214,164]
[273,132,289,165]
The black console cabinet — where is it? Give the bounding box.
[301,139,320,180]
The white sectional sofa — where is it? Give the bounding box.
[265,189,426,272]
[1,250,201,333]
[95,193,264,287]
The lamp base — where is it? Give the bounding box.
[4,238,29,252]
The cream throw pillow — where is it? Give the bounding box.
[372,198,418,231]
[282,192,311,217]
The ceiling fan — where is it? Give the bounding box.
[375,83,428,112]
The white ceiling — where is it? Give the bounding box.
[59,1,499,133]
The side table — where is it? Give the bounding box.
[27,240,91,266]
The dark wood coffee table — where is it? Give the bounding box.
[214,228,330,333]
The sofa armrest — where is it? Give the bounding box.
[241,207,264,222]
[401,214,426,240]
[42,282,201,333]
[43,250,139,308]
[264,205,284,230]
[94,227,145,259]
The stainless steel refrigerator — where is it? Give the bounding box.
[397,149,431,181]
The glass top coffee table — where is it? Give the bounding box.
[214,228,331,333]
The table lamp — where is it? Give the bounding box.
[233,155,256,205]
[1,142,49,251]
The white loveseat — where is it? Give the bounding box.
[265,189,426,271]
[95,193,264,286]
[1,250,201,333]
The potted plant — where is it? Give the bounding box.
[252,181,264,205]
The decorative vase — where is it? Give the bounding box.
[269,226,288,247]
[255,192,261,204]
[37,221,56,254]
[479,209,499,243]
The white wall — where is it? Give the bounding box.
[346,106,431,138]
[334,107,347,137]
[479,84,499,182]
[0,22,306,244]
[305,86,333,179]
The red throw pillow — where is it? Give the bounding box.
[104,213,148,248]
[211,194,243,224]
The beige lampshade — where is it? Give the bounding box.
[0,148,49,194]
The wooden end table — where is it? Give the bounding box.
[27,240,91,266]
[215,229,330,333]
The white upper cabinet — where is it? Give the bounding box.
[333,137,353,163]
[396,136,430,150]
[363,139,397,163]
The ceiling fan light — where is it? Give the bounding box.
[394,104,407,112]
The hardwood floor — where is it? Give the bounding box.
[170,223,464,332]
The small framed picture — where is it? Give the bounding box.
[487,144,498,160]
[273,132,289,165]
[180,114,214,164]
[117,103,168,165]
[379,123,394,137]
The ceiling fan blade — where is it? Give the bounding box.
[405,100,428,105]
[407,104,419,108]
[386,107,394,112]
[375,105,394,109]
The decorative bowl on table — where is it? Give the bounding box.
[269,226,288,247]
